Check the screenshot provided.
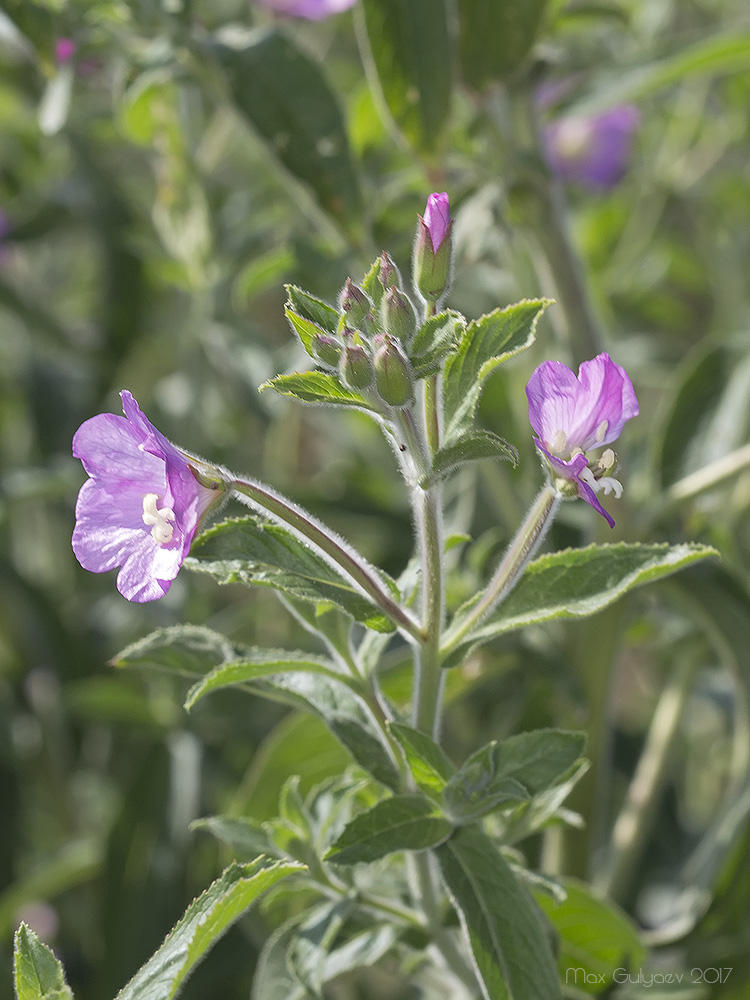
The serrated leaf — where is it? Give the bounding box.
[116,858,304,1000]
[442,730,586,824]
[286,285,340,335]
[388,722,455,800]
[534,879,645,989]
[422,430,518,487]
[186,516,397,633]
[191,815,279,860]
[442,299,550,444]
[213,29,362,233]
[285,308,329,359]
[185,650,348,710]
[360,257,387,311]
[326,794,453,864]
[457,0,550,90]
[409,310,465,378]
[443,542,718,667]
[111,624,236,675]
[13,924,73,1000]
[242,672,400,790]
[436,826,561,1000]
[359,0,452,155]
[261,370,376,410]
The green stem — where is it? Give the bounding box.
[231,477,422,641]
[441,484,560,659]
[484,85,604,361]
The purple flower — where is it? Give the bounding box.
[422,192,450,253]
[526,353,639,527]
[545,106,640,190]
[254,0,357,18]
[72,391,227,602]
[55,38,76,65]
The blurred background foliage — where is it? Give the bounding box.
[1,0,750,996]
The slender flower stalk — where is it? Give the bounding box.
[230,477,422,641]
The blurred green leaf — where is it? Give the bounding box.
[287,899,352,997]
[187,516,397,633]
[192,816,279,860]
[115,858,304,1000]
[388,722,455,801]
[534,879,645,991]
[213,28,362,235]
[436,825,561,1000]
[444,543,718,666]
[457,0,550,90]
[359,0,452,155]
[422,429,518,487]
[442,729,586,824]
[13,924,73,1000]
[261,370,376,410]
[442,299,550,444]
[185,649,349,710]
[326,794,453,864]
[409,310,465,378]
[112,624,237,675]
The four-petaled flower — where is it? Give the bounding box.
[72,391,227,602]
[526,353,639,527]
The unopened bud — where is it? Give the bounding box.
[311,333,342,369]
[339,278,372,328]
[414,191,452,303]
[381,286,417,344]
[340,335,373,390]
[378,251,402,291]
[373,335,414,408]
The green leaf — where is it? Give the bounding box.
[442,299,550,444]
[457,0,550,90]
[187,516,397,633]
[388,722,455,801]
[261,370,376,411]
[444,542,718,667]
[111,624,236,675]
[115,858,303,1000]
[13,924,73,1000]
[326,794,453,864]
[436,826,561,1000]
[359,0,452,155]
[213,29,362,233]
[191,815,279,860]
[241,672,400,790]
[286,285,340,336]
[287,899,353,997]
[442,729,586,824]
[422,430,518,487]
[534,879,645,990]
[285,309,328,359]
[185,649,348,710]
[409,310,465,378]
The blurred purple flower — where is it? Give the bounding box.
[526,353,639,527]
[72,391,227,602]
[422,191,450,253]
[545,106,640,190]
[254,0,357,19]
[55,38,76,65]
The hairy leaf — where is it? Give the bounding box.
[409,310,465,378]
[388,723,455,800]
[111,624,236,675]
[422,430,518,487]
[14,925,73,1000]
[326,795,453,864]
[261,370,376,410]
[286,284,340,336]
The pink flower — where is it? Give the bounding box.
[545,106,640,190]
[254,0,357,19]
[526,354,639,527]
[72,391,227,601]
[55,38,76,65]
[422,191,450,252]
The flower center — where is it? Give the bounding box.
[142,493,176,544]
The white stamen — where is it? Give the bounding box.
[550,429,567,454]
[595,420,609,443]
[142,493,176,544]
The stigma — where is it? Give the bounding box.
[142,493,176,544]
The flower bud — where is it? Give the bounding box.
[373,335,414,408]
[378,251,402,291]
[311,332,342,369]
[414,191,452,303]
[381,286,417,345]
[339,333,373,390]
[339,277,372,328]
